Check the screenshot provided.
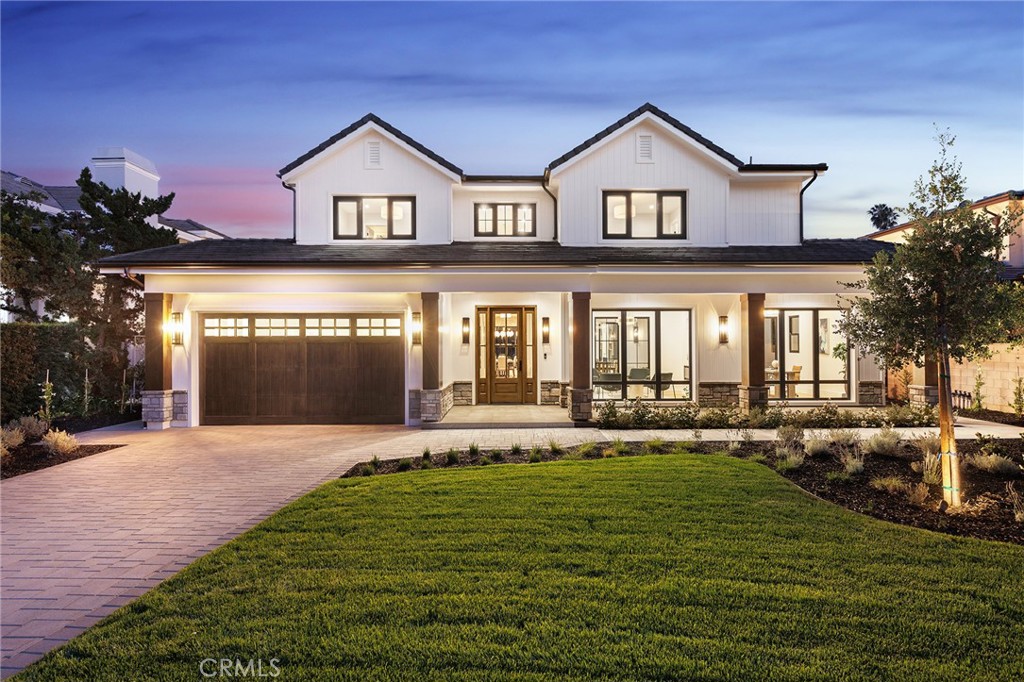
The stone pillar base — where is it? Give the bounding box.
[909,384,939,406]
[569,388,593,422]
[541,380,561,405]
[857,381,885,406]
[420,384,454,422]
[142,389,173,430]
[698,382,740,406]
[738,385,769,414]
[452,381,473,406]
[171,390,189,427]
[559,381,570,408]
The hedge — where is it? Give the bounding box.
[1,322,87,423]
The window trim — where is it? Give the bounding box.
[591,307,694,402]
[473,202,537,237]
[333,196,416,240]
[602,190,687,240]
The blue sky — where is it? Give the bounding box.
[2,1,1021,238]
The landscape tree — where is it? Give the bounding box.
[838,132,1024,507]
[867,203,900,231]
[0,169,177,410]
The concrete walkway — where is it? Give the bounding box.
[1,417,1020,676]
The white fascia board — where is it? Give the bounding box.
[549,112,741,177]
[732,171,819,183]
[280,121,461,184]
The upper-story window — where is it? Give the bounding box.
[475,203,536,237]
[603,191,686,240]
[334,196,415,240]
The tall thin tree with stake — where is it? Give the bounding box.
[838,131,1023,507]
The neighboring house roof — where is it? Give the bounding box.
[864,189,1024,240]
[45,186,84,211]
[158,217,231,240]
[97,238,894,268]
[1,170,64,211]
[278,113,464,178]
[1001,266,1024,283]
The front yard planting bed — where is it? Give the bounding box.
[1,442,125,479]
[19,454,1024,681]
[957,408,1024,427]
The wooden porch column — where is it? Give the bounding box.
[569,291,592,421]
[142,292,174,429]
[739,293,768,413]
[422,292,440,391]
[144,293,172,391]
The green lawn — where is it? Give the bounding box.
[19,454,1024,681]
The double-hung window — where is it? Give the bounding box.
[334,196,415,240]
[603,191,686,239]
[475,203,536,237]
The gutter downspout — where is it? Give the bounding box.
[542,170,558,242]
[281,181,297,242]
[122,267,144,288]
[798,170,819,244]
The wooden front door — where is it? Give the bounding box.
[476,306,536,404]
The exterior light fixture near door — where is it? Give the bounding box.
[167,312,184,345]
[718,315,729,344]
[461,317,471,345]
[411,312,423,345]
[541,317,550,344]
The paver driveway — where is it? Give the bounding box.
[0,423,407,677]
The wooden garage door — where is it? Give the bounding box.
[200,314,405,425]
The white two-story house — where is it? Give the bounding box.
[98,104,892,428]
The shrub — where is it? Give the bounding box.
[41,429,78,456]
[870,476,909,495]
[967,453,1021,478]
[748,403,787,429]
[445,449,460,465]
[913,433,941,457]
[528,446,543,463]
[421,458,433,470]
[971,372,985,411]
[800,401,843,428]
[548,440,564,456]
[1010,376,1024,419]
[597,401,623,429]
[907,482,930,507]
[575,441,597,458]
[0,322,87,424]
[370,455,381,471]
[912,454,943,485]
[0,441,8,459]
[748,453,768,464]
[510,443,523,457]
[840,446,865,475]
[829,429,860,447]
[775,446,805,472]
[12,415,48,441]
[738,428,755,444]
[489,448,504,462]
[776,425,804,449]
[1006,482,1024,523]
[863,426,902,457]
[826,471,851,484]
[643,438,666,454]
[468,443,480,458]
[479,456,492,466]
[697,406,740,429]
[628,397,654,428]
[610,438,629,456]
[803,430,831,458]
[397,458,412,472]
[662,402,699,429]
[358,464,374,477]
[974,433,1002,458]
[1,426,26,450]
[421,447,431,461]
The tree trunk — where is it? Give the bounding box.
[936,348,962,507]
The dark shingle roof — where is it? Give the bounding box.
[97,238,894,268]
[45,186,83,211]
[158,217,231,239]
[1,170,64,210]
[278,113,463,178]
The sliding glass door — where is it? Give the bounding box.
[765,308,849,400]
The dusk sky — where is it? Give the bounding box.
[2,1,1021,239]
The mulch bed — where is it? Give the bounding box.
[345,437,1024,545]
[957,408,1024,428]
[2,443,125,479]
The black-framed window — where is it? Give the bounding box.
[764,308,850,400]
[592,308,693,401]
[334,196,416,240]
[602,191,686,239]
[475,203,536,237]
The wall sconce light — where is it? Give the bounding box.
[411,312,422,345]
[541,317,550,344]
[718,315,729,345]
[167,312,184,346]
[461,317,471,345]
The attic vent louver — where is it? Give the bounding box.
[364,139,383,169]
[636,133,653,163]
